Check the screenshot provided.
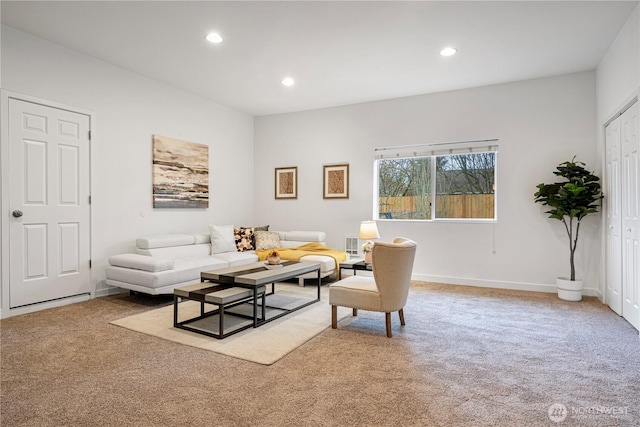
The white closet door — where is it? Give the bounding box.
[605,116,622,315]
[620,102,639,330]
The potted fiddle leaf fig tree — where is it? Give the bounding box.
[534,156,603,301]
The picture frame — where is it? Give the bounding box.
[323,163,349,199]
[152,135,209,208]
[275,167,298,199]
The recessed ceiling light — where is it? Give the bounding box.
[205,33,223,44]
[281,77,295,87]
[440,47,457,57]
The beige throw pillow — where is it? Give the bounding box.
[254,230,281,250]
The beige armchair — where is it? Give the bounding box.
[329,237,417,337]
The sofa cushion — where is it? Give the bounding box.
[137,243,211,260]
[298,255,335,273]
[255,230,281,250]
[213,251,259,267]
[106,257,228,289]
[281,231,326,242]
[109,253,174,272]
[234,227,254,252]
[193,233,211,244]
[136,234,195,249]
[276,230,327,248]
[209,224,237,254]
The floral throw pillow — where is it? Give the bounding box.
[234,227,254,252]
[254,230,281,250]
[241,225,269,247]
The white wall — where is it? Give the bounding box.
[0,25,255,302]
[255,72,599,294]
[596,5,639,122]
[595,4,640,299]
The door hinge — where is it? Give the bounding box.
[89,259,92,268]
[88,195,92,204]
[88,130,92,140]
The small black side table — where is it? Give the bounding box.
[338,260,372,279]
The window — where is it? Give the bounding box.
[376,140,497,221]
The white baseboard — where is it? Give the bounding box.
[2,294,90,319]
[95,286,128,298]
[412,274,599,297]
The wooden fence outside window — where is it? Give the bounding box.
[379,194,494,219]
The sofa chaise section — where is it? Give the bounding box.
[271,231,344,286]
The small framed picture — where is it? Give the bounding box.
[275,167,298,199]
[323,163,349,199]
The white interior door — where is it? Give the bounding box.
[620,102,639,330]
[9,98,91,308]
[605,116,622,315]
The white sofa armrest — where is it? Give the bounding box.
[109,254,174,272]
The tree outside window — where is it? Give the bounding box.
[377,152,496,220]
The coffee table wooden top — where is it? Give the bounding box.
[201,261,321,287]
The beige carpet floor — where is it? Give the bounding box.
[110,285,350,365]
[2,281,639,426]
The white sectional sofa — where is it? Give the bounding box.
[105,230,337,295]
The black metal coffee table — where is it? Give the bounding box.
[173,261,321,339]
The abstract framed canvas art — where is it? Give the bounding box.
[152,135,209,208]
[275,167,297,199]
[323,163,349,199]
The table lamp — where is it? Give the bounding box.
[359,221,380,264]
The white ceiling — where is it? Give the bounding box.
[1,1,638,116]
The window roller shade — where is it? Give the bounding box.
[375,139,499,160]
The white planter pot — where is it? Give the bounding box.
[556,277,583,302]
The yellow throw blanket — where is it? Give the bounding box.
[256,243,348,271]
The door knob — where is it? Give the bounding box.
[12,210,23,218]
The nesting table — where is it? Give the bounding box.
[173,260,321,339]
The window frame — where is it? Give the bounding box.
[374,141,498,223]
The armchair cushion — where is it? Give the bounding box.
[329,276,381,310]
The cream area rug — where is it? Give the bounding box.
[110,284,349,365]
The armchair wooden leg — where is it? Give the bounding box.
[385,312,392,338]
[352,308,358,316]
[398,308,405,326]
[331,305,337,329]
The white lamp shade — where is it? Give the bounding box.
[359,221,380,240]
